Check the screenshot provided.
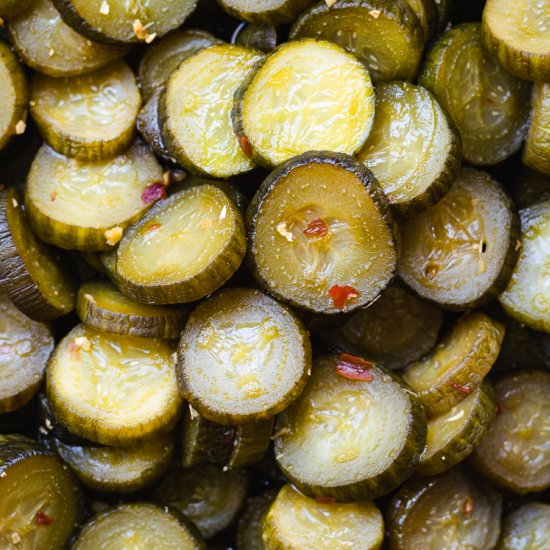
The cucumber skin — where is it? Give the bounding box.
[0,0,34,18]
[523,83,550,176]
[217,0,314,26]
[227,417,274,469]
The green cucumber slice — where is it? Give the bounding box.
[236,489,278,550]
[218,0,314,26]
[227,418,274,469]
[499,502,550,550]
[523,82,550,176]
[137,89,172,161]
[234,23,277,53]
[0,0,34,18]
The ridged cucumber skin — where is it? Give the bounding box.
[217,0,314,26]
[227,418,274,469]
[523,83,550,176]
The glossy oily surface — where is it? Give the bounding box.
[499,502,550,550]
[524,82,550,176]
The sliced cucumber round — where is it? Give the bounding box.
[274,355,426,502]
[0,188,76,321]
[0,295,54,414]
[178,287,311,425]
[234,23,277,53]
[46,323,182,446]
[499,502,550,550]
[419,22,531,166]
[236,489,278,550]
[499,199,550,333]
[115,184,246,304]
[0,0,34,18]
[472,370,550,494]
[25,142,164,251]
[162,44,261,178]
[232,39,375,168]
[523,82,550,176]
[262,484,384,550]
[30,61,141,161]
[398,167,520,309]
[357,81,461,217]
[247,152,397,314]
[403,311,504,417]
[482,0,550,82]
[218,0,314,26]
[405,0,438,42]
[137,89,172,161]
[227,418,274,469]
[8,0,129,78]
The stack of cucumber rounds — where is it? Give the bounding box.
[0,0,549,548]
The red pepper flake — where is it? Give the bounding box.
[239,136,253,158]
[50,191,57,202]
[328,285,360,310]
[463,496,474,518]
[448,379,471,394]
[36,511,54,526]
[145,223,162,232]
[315,495,335,504]
[303,217,329,238]
[336,353,374,381]
[495,402,503,416]
[141,183,167,204]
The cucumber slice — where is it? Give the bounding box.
[398,168,520,309]
[232,39,375,168]
[53,0,198,45]
[25,142,164,251]
[0,188,76,321]
[499,200,550,333]
[289,1,423,84]
[417,382,496,476]
[419,23,531,166]
[523,82,550,176]
[218,0,314,26]
[406,0,438,41]
[482,0,550,81]
[139,29,223,102]
[46,323,182,446]
[115,185,246,304]
[53,431,174,493]
[403,312,504,417]
[76,281,188,338]
[236,489,278,550]
[0,435,83,550]
[137,89,172,161]
[0,40,28,152]
[0,295,54,414]
[72,503,205,549]
[247,152,397,314]
[234,23,277,53]
[30,61,141,161]
[227,418,274,469]
[180,404,235,468]
[162,44,261,178]
[8,0,129,78]
[356,81,461,217]
[387,468,502,550]
[323,285,443,371]
[263,484,383,550]
[0,0,33,18]
[472,370,550,494]
[274,355,427,502]
[154,464,248,540]
[499,502,550,550]
[178,287,311,425]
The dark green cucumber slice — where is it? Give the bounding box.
[387,468,502,550]
[247,152,397,314]
[218,0,314,26]
[236,489,278,550]
[30,61,141,161]
[234,23,277,53]
[419,22,531,166]
[154,465,248,540]
[403,311,504,417]
[499,502,550,550]
[0,40,28,152]
[25,142,164,251]
[115,184,246,304]
[0,0,33,18]
[499,200,550,333]
[98,250,119,284]
[72,503,205,549]
[0,188,76,321]
[46,323,182,446]
[398,167,520,309]
[289,1,424,84]
[514,166,550,209]
[0,435,83,550]
[323,285,443,371]
[357,81,461,217]
[8,0,129,77]
[417,382,496,476]
[180,404,235,468]
[262,484,384,550]
[274,355,427,502]
[139,29,223,102]
[472,370,550,494]
[53,431,174,493]
[482,0,550,81]
[162,44,261,178]
[137,88,172,161]
[233,39,375,168]
[53,0,198,45]
[434,0,452,30]
[178,287,311,425]
[0,295,54,414]
[523,82,550,176]
[227,418,274,469]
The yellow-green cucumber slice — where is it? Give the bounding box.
[499,502,550,550]
[218,0,315,26]
[523,82,550,176]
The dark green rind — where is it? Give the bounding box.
[217,0,314,26]
[234,24,277,53]
[227,418,274,469]
[137,89,172,162]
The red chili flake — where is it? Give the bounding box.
[145,223,162,232]
[328,285,360,310]
[486,97,495,105]
[336,353,374,381]
[36,511,54,526]
[315,495,335,504]
[303,217,329,238]
[463,496,474,518]
[448,379,471,394]
[50,191,57,202]
[141,183,167,204]
[495,402,504,416]
[239,136,253,158]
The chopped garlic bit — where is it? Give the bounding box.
[49,49,55,57]
[0,471,6,478]
[74,336,91,352]
[369,9,381,18]
[276,222,294,242]
[325,0,338,6]
[100,0,110,15]
[219,205,227,221]
[11,198,18,208]
[104,226,123,246]
[11,533,21,544]
[133,19,156,43]
[83,293,96,305]
[15,120,26,135]
[189,405,199,419]
[515,239,521,251]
